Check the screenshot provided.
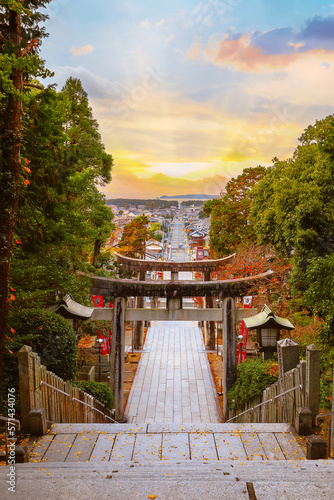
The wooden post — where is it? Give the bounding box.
[222,297,236,421]
[110,296,126,421]
[331,363,334,458]
[204,270,215,350]
[134,270,145,349]
[306,344,321,426]
[277,339,299,422]
[18,346,35,433]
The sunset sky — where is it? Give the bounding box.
[41,0,334,198]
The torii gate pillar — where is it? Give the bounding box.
[204,270,215,350]
[110,296,126,421]
[134,271,145,349]
[223,297,237,421]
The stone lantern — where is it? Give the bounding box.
[244,305,294,360]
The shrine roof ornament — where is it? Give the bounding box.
[243,304,295,331]
[48,294,94,320]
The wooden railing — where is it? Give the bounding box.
[18,345,115,432]
[227,344,320,425]
[227,381,304,423]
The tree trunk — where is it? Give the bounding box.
[92,240,102,267]
[0,10,23,380]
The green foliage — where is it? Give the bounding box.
[17,78,114,263]
[227,358,279,412]
[0,0,54,380]
[8,77,115,312]
[319,346,334,411]
[10,252,92,309]
[118,215,150,258]
[106,199,176,210]
[180,200,204,207]
[251,115,334,293]
[10,308,78,380]
[304,254,334,338]
[204,166,266,256]
[72,380,114,410]
[0,307,77,415]
[0,1,53,104]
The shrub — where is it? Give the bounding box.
[10,308,77,381]
[72,380,114,409]
[1,308,77,416]
[227,358,279,412]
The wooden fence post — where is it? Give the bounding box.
[306,344,321,426]
[331,365,334,458]
[18,346,35,432]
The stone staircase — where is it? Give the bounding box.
[2,422,334,499]
[8,459,334,500]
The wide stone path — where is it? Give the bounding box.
[28,423,306,464]
[6,423,322,500]
[124,321,222,423]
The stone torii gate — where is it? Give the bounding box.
[82,258,273,421]
[114,251,237,351]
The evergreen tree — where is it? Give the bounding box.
[251,115,334,292]
[203,166,266,256]
[0,0,52,379]
[11,77,114,307]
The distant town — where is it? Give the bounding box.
[106,198,210,262]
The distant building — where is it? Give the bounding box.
[189,230,207,248]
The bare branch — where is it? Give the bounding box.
[23,82,43,90]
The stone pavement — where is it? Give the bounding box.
[5,459,334,500]
[28,422,306,464]
[4,422,326,500]
[124,321,222,423]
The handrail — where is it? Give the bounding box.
[316,410,334,425]
[40,380,70,397]
[72,398,116,422]
[39,380,116,423]
[0,416,21,432]
[226,384,303,423]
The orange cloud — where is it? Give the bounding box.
[188,42,202,61]
[202,35,301,71]
[70,44,93,56]
[189,35,334,73]
[101,171,228,199]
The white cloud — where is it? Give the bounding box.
[156,19,165,27]
[70,44,93,56]
[202,13,213,27]
[165,34,175,44]
[191,3,202,15]
[140,19,151,29]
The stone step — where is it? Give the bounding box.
[2,460,334,500]
[47,422,297,433]
[27,422,308,464]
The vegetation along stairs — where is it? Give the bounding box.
[1,422,334,499]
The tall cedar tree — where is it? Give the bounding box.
[10,78,114,308]
[0,1,52,379]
